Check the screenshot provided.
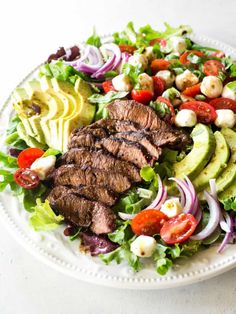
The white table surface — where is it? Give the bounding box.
[1,0,236,313]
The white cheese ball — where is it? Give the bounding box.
[156,70,175,88]
[128,54,148,70]
[215,109,236,128]
[175,69,199,91]
[161,198,183,218]
[112,74,133,92]
[169,36,187,54]
[143,46,155,61]
[130,235,156,258]
[30,155,56,180]
[222,84,236,100]
[138,73,154,91]
[175,109,197,127]
[200,76,223,98]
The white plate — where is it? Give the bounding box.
[1,34,236,290]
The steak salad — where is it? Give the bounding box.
[2,22,236,275]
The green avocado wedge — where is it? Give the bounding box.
[17,122,47,150]
[219,180,236,203]
[173,124,216,180]
[193,131,230,192]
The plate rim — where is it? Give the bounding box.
[1,32,236,290]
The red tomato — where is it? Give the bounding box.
[17,148,44,168]
[179,50,205,64]
[150,38,167,48]
[180,101,217,124]
[160,213,197,244]
[203,60,224,76]
[151,59,171,74]
[14,168,40,189]
[119,45,136,54]
[131,89,154,105]
[152,76,165,96]
[102,81,116,93]
[131,209,168,236]
[156,96,175,124]
[182,83,201,97]
[209,97,236,113]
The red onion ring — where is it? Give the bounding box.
[145,175,166,210]
[118,212,136,220]
[218,212,234,253]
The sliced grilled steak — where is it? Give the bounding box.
[107,100,168,131]
[90,119,140,133]
[98,137,154,168]
[69,127,108,149]
[47,187,115,234]
[113,131,162,159]
[149,129,191,149]
[61,148,141,182]
[53,165,131,193]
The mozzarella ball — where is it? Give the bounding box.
[169,36,187,54]
[200,76,223,98]
[222,84,236,101]
[161,198,183,218]
[175,70,199,91]
[156,70,175,88]
[112,74,133,92]
[175,109,197,127]
[30,155,56,180]
[143,46,155,61]
[128,54,148,70]
[138,73,154,91]
[215,109,236,128]
[130,235,156,258]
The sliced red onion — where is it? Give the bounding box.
[73,45,104,74]
[102,43,121,70]
[118,212,136,220]
[191,191,221,240]
[184,175,199,216]
[122,51,131,63]
[155,188,167,210]
[145,175,165,210]
[218,212,234,253]
[195,207,202,224]
[209,179,217,199]
[169,178,194,214]
[91,53,115,78]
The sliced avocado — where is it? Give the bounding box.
[219,181,236,202]
[193,131,230,192]
[173,124,216,180]
[17,122,47,150]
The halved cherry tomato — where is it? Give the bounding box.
[131,209,168,236]
[182,83,201,97]
[102,81,116,93]
[156,96,175,124]
[119,45,136,54]
[160,213,197,244]
[131,89,154,105]
[151,59,171,74]
[17,148,44,169]
[152,76,165,97]
[180,101,217,124]
[203,60,224,76]
[179,50,205,64]
[150,38,167,48]
[14,168,40,189]
[209,97,236,113]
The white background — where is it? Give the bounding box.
[0,0,236,313]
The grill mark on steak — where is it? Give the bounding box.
[47,186,115,234]
[113,131,162,159]
[98,137,154,168]
[53,165,131,193]
[90,119,140,133]
[60,148,141,182]
[69,127,108,149]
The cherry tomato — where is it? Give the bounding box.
[102,81,116,93]
[151,59,171,74]
[17,148,44,168]
[156,96,175,124]
[119,45,136,54]
[179,50,205,64]
[203,60,224,76]
[152,76,165,97]
[131,89,154,105]
[150,38,167,48]
[160,213,197,244]
[180,101,217,124]
[182,83,201,97]
[14,168,40,189]
[209,97,236,113]
[131,209,168,236]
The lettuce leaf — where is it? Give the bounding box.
[30,199,64,231]
[0,151,18,168]
[222,197,236,211]
[88,91,128,104]
[86,28,101,47]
